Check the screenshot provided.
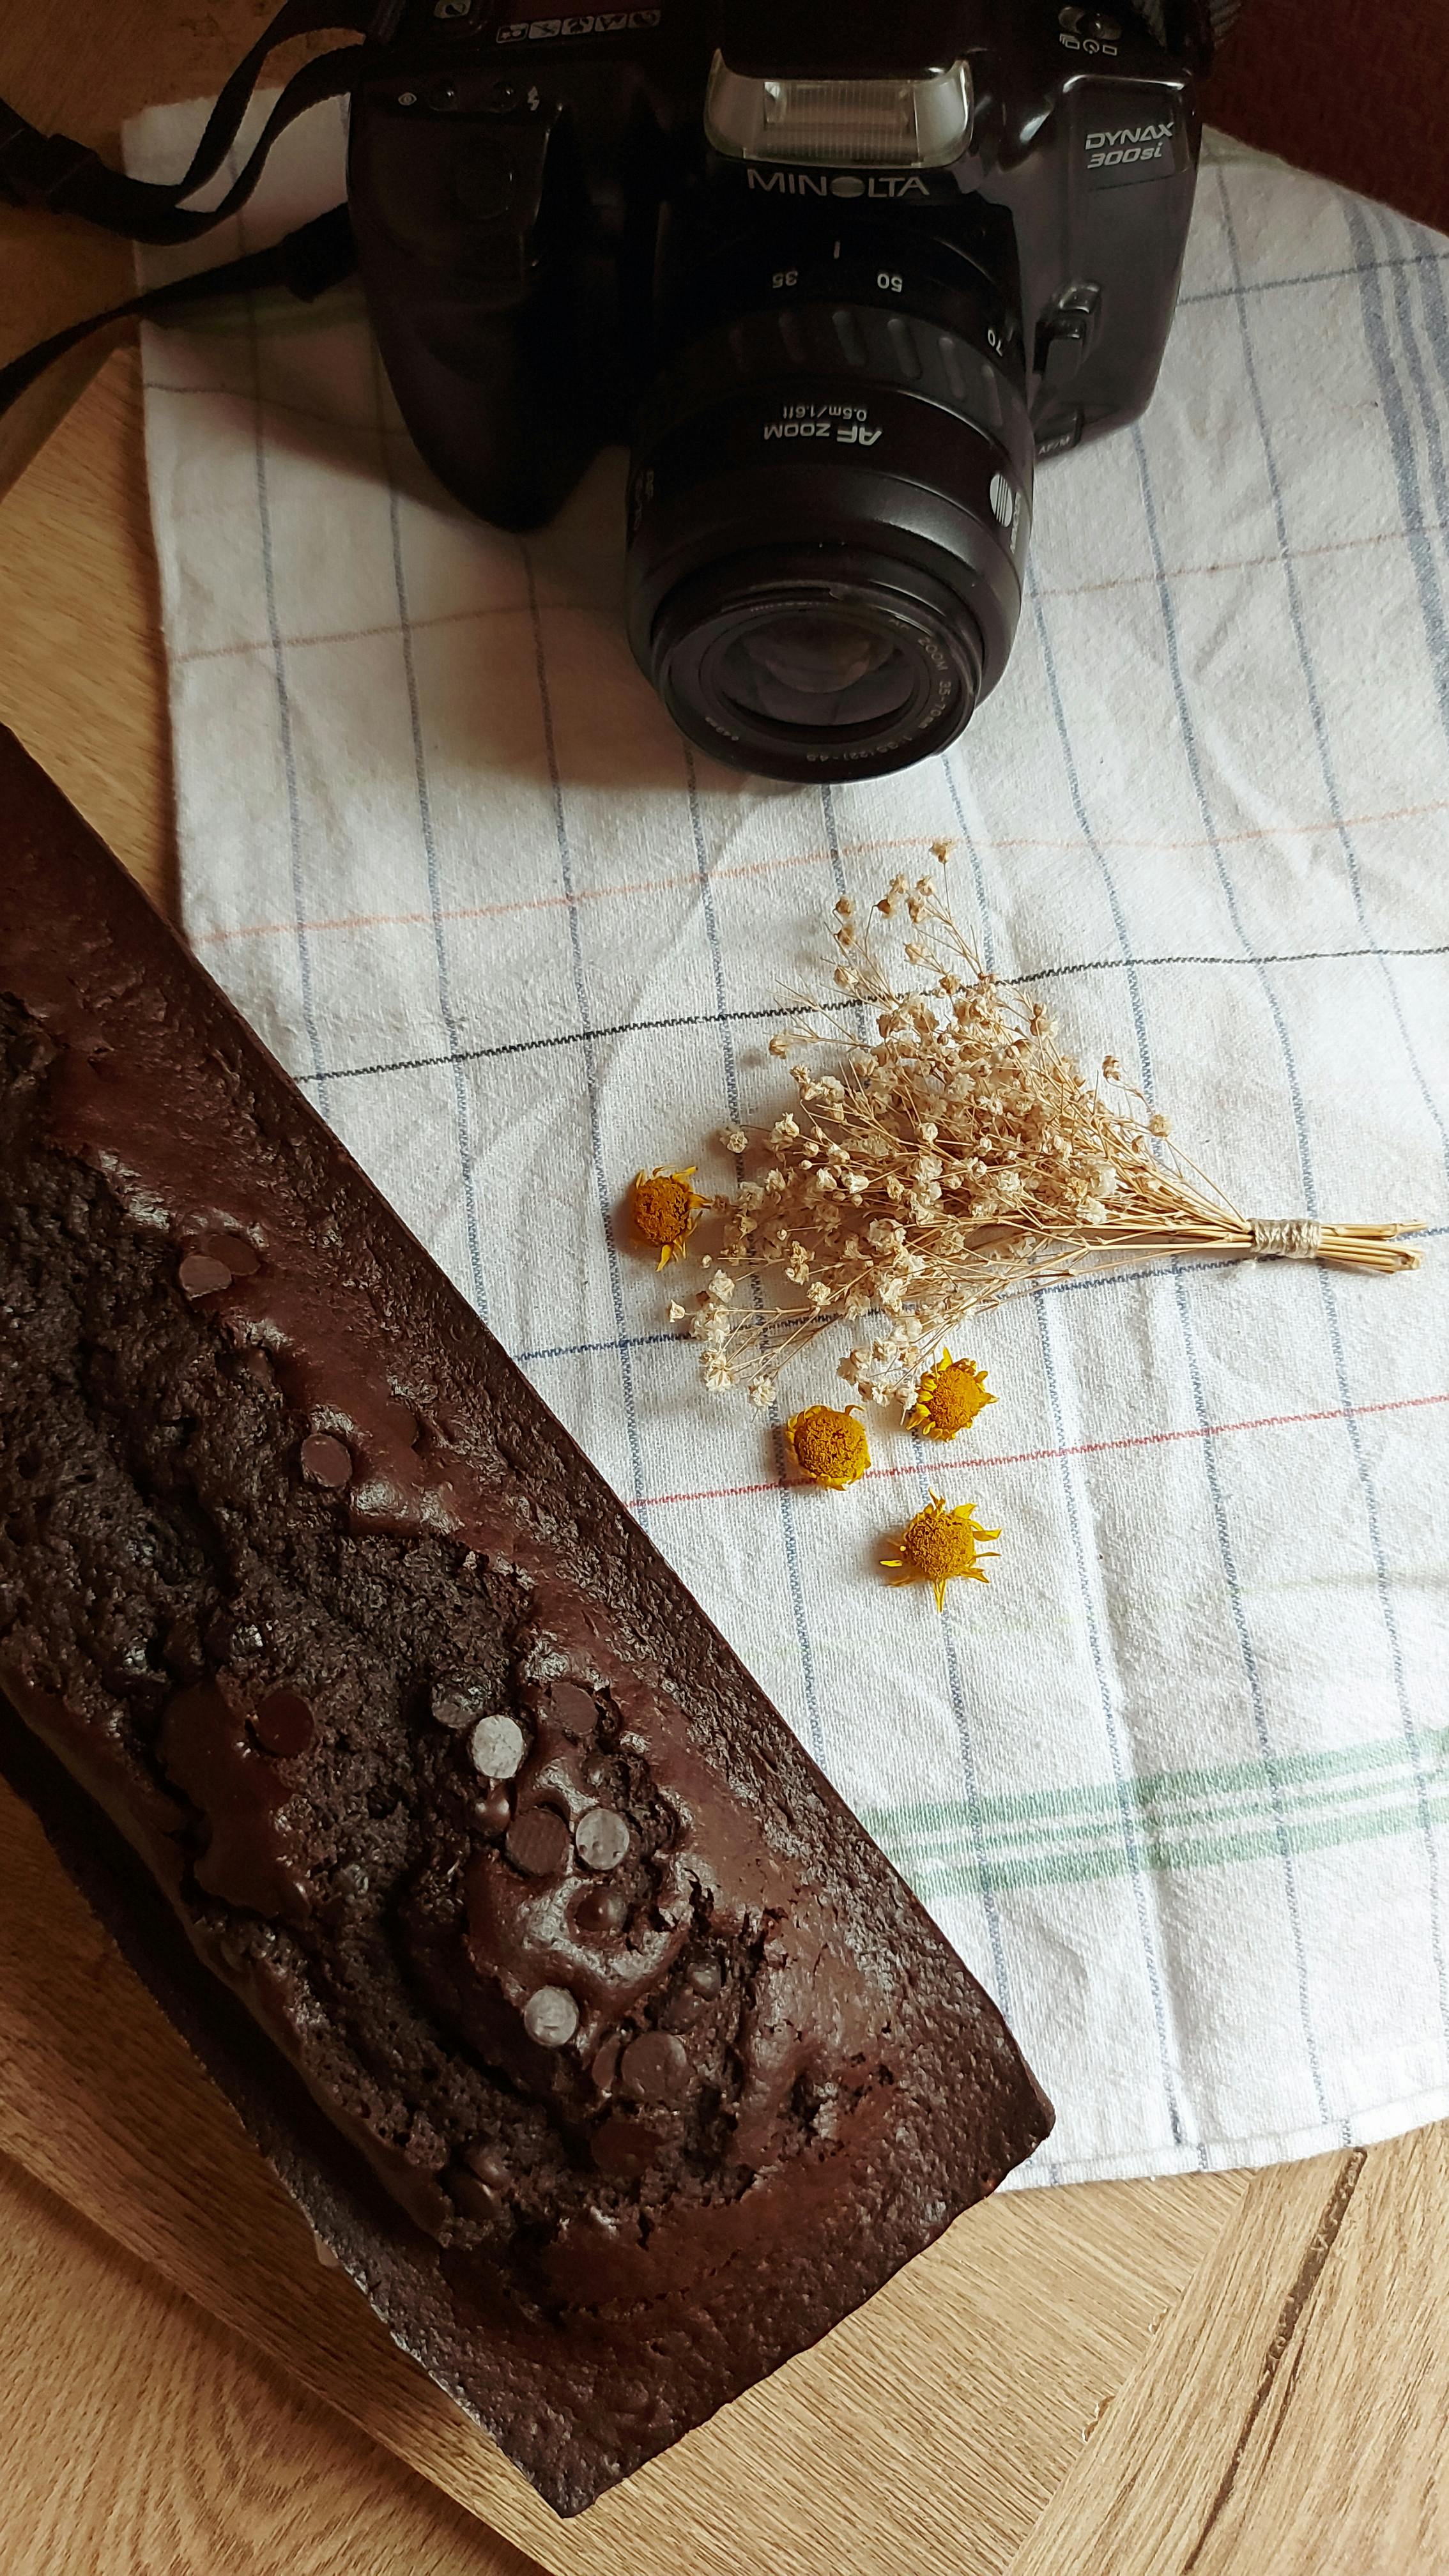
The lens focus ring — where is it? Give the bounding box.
[636,300,1034,494]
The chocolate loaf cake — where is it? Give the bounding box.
[0,725,1052,2514]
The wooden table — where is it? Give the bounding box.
[3,10,1448,2570]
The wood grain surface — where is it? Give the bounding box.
[0,2154,539,2576]
[3,6,1449,2571]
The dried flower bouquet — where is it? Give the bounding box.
[667,850,1420,1409]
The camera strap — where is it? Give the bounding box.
[0,204,357,424]
[0,0,372,241]
[0,0,377,425]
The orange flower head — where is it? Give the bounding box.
[631,1167,705,1269]
[785,1403,871,1491]
[905,1350,995,1442]
[882,1494,1000,1611]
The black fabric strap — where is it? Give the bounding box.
[1131,0,1244,64]
[0,0,369,243]
[0,204,356,423]
[1208,0,1246,42]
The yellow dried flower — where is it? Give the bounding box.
[906,1350,995,1441]
[631,1167,705,1268]
[882,1496,1000,1611]
[785,1404,871,1491]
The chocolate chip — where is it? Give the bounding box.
[574,1805,629,1873]
[574,1882,629,1940]
[545,1680,597,1738]
[430,1683,484,1731]
[204,1614,264,1666]
[661,1986,703,2032]
[590,2035,622,2092]
[300,1432,352,1488]
[473,1785,512,1836]
[592,2113,663,2177]
[178,1252,232,1299]
[452,2170,505,2225]
[505,1807,572,1879]
[214,1232,261,1277]
[254,1689,314,1758]
[468,1712,527,1780]
[523,1986,579,2048]
[456,2143,513,2225]
[686,1951,723,2000]
[621,2030,689,2103]
[464,2141,509,2188]
[240,1347,275,1389]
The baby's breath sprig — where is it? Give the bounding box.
[673,847,1421,1403]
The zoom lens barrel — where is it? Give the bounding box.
[626,259,1032,783]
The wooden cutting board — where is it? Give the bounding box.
[4,15,1449,2570]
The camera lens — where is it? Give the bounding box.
[721,608,912,728]
[648,555,982,772]
[626,238,1032,783]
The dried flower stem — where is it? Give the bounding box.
[678,858,1421,1400]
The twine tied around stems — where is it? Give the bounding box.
[1250,1218,1325,1260]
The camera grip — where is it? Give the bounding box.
[349,82,622,529]
[1021,61,1202,452]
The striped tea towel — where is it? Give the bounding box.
[124,93,1449,2185]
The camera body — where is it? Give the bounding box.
[349,0,1207,778]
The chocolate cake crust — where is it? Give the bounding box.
[0,726,1052,2513]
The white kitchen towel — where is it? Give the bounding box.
[124,91,1449,2186]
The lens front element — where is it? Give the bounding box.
[652,564,980,774]
[722,606,915,728]
[627,273,1031,782]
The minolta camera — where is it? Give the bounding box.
[1,2,1236,782]
[348,0,1236,779]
